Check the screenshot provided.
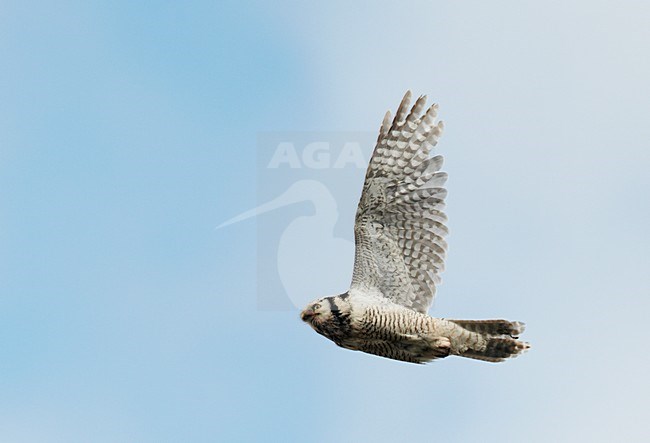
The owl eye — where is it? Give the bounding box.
[313,303,321,310]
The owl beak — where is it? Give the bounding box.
[300,308,315,322]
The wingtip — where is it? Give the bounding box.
[394,91,413,123]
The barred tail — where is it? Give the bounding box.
[449,319,530,363]
[461,337,530,362]
[448,319,525,337]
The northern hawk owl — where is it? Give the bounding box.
[301,92,529,364]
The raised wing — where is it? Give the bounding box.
[350,91,447,313]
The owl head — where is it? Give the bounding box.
[300,294,352,339]
[300,298,329,325]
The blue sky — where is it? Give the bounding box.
[2,1,650,442]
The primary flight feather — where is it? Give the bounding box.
[301,92,529,364]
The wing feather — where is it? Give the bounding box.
[350,92,448,313]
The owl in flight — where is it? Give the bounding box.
[301,92,529,364]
